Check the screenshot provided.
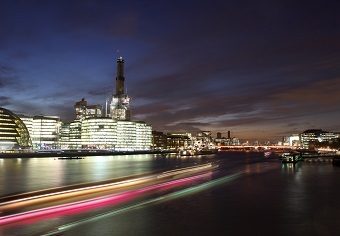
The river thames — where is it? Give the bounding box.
[0,152,339,236]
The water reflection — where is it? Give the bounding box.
[0,171,212,226]
[244,162,279,175]
[1,152,340,236]
[281,162,302,175]
[0,154,211,197]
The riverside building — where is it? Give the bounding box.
[109,57,131,121]
[166,132,193,150]
[300,129,339,149]
[20,115,61,149]
[74,98,102,120]
[2,57,152,151]
[61,57,152,150]
[59,98,104,149]
[0,107,32,150]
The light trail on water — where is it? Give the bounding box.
[0,170,213,225]
[42,171,245,236]
[0,163,213,212]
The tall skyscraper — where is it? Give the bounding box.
[12,56,152,151]
[110,57,131,120]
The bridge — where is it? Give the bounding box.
[218,145,297,152]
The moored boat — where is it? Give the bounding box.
[179,150,196,156]
[58,156,84,160]
[196,149,218,155]
[281,152,302,163]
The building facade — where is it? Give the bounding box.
[21,116,61,150]
[166,132,193,150]
[74,98,102,120]
[0,107,32,150]
[59,122,70,148]
[286,134,300,147]
[59,57,152,150]
[11,57,152,151]
[110,57,131,121]
[300,129,339,149]
[81,117,116,149]
[79,118,152,150]
[193,131,216,150]
[152,131,168,150]
[115,121,152,150]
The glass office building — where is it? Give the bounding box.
[81,118,117,149]
[21,115,61,150]
[80,118,152,150]
[115,120,152,151]
[6,57,152,151]
[0,107,32,150]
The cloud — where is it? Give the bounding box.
[133,72,340,135]
[87,86,112,97]
[0,65,14,74]
[269,77,340,115]
[0,96,11,106]
[0,64,20,89]
[0,0,339,140]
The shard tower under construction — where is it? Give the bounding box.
[110,57,131,120]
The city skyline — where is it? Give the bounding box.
[1,1,339,140]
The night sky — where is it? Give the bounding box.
[0,0,339,140]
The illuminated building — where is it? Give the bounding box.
[194,131,215,150]
[167,132,193,150]
[114,121,152,151]
[300,129,339,149]
[0,107,32,150]
[81,118,116,149]
[14,57,152,151]
[67,120,82,149]
[286,134,300,147]
[215,132,226,146]
[74,98,87,120]
[20,116,33,133]
[59,122,70,149]
[79,118,152,150]
[214,131,240,146]
[22,116,61,149]
[62,99,103,149]
[60,57,152,150]
[110,57,131,121]
[74,98,102,120]
[152,131,168,150]
[61,106,152,150]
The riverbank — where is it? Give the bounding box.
[0,149,176,158]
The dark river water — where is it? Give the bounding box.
[1,152,340,236]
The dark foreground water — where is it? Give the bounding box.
[1,152,340,236]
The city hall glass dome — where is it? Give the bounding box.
[0,107,32,150]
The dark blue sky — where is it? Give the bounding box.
[0,0,339,140]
